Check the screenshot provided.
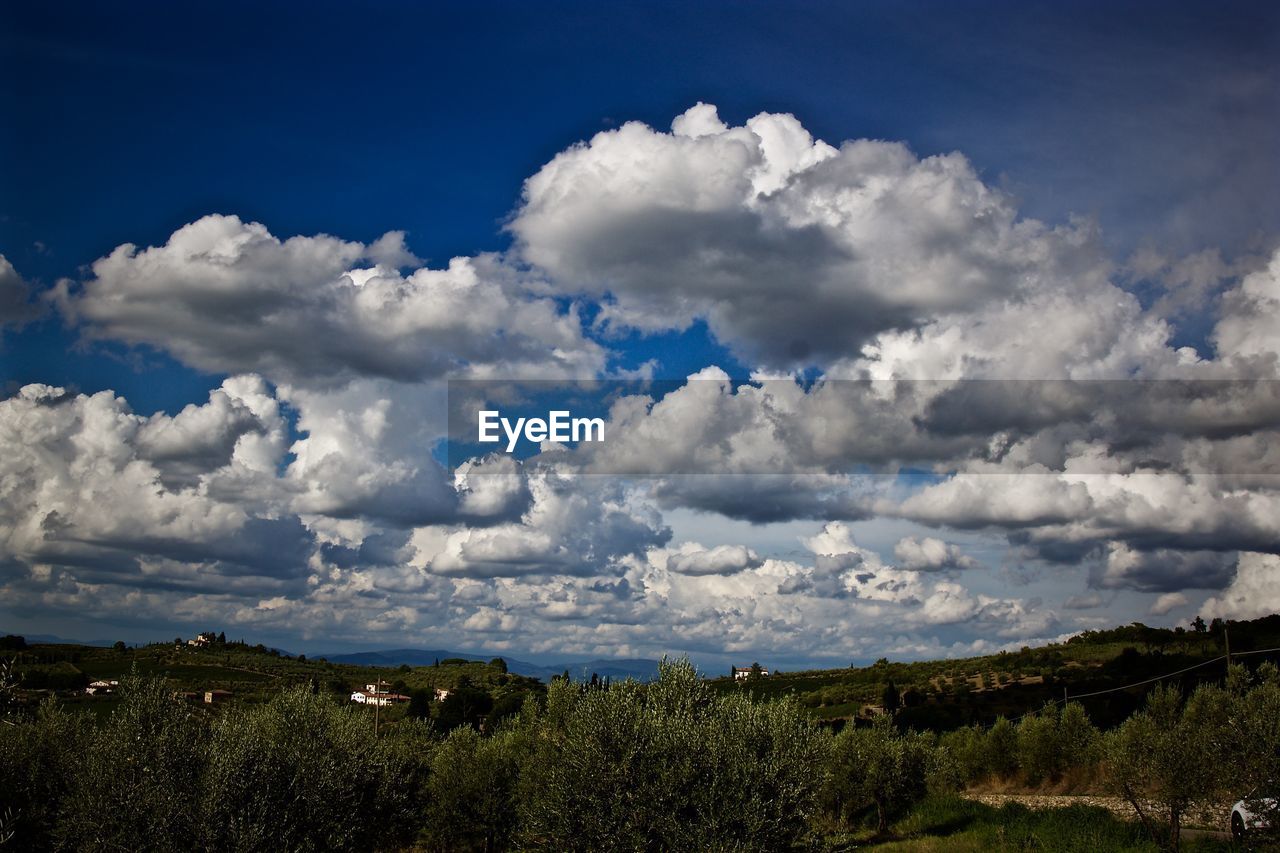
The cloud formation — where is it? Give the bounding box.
[0,255,41,330]
[58,215,604,385]
[3,103,1279,662]
[511,104,1178,376]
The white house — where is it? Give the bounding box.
[731,665,769,680]
[350,689,409,707]
[351,681,409,706]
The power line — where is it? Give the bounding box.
[1064,654,1227,701]
[984,645,1280,727]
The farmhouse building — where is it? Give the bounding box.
[351,681,409,706]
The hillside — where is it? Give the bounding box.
[710,614,1280,730]
[2,634,544,729]
[6,613,1280,733]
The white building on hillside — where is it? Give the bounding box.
[350,681,409,707]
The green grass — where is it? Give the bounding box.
[78,660,274,682]
[810,700,862,719]
[835,796,1235,853]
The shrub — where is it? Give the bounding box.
[201,686,429,852]
[0,700,90,851]
[1105,684,1217,852]
[421,726,525,852]
[937,724,986,785]
[519,658,827,851]
[56,675,205,851]
[1016,707,1067,784]
[825,715,931,833]
[984,716,1019,779]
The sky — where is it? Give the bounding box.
[1,1,1279,668]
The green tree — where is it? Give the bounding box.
[985,716,1019,778]
[881,680,900,713]
[422,726,525,852]
[57,675,204,851]
[406,688,433,719]
[1016,708,1061,784]
[436,684,494,731]
[519,658,827,851]
[1014,702,1099,786]
[201,686,428,852]
[938,724,987,784]
[1057,701,1100,771]
[485,691,527,730]
[0,699,91,850]
[1221,665,1280,844]
[825,715,931,833]
[1105,684,1217,852]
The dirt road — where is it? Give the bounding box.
[961,792,1232,835]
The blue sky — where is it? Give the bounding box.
[1,1,1278,665]
[6,0,1276,408]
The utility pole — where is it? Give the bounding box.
[374,684,381,738]
[1225,626,1232,670]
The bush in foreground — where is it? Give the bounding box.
[518,658,829,851]
[201,686,430,852]
[824,715,932,833]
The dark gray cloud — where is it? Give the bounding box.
[1092,544,1238,593]
[0,255,42,330]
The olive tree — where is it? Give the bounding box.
[825,715,931,834]
[1017,702,1099,785]
[1224,664,1280,844]
[57,675,205,851]
[200,686,428,852]
[1105,684,1218,852]
[984,716,1019,779]
[519,657,828,851]
[0,700,90,851]
[421,725,526,852]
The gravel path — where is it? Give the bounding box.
[961,792,1231,833]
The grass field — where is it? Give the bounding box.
[78,660,275,681]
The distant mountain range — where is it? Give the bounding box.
[318,647,661,682]
[16,633,115,647]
